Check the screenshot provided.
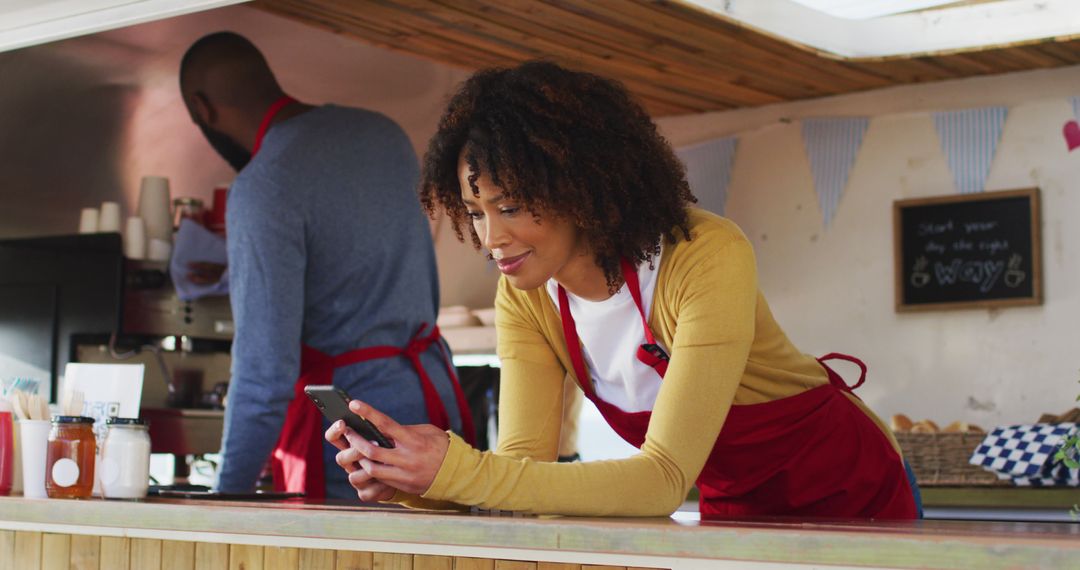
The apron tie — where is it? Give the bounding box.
[816,353,867,392]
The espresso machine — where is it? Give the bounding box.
[83,256,233,484]
[0,233,233,483]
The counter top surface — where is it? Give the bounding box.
[1,495,1079,569]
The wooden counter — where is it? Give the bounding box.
[0,496,1078,570]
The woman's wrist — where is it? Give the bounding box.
[421,430,465,499]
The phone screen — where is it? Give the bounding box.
[304,386,395,449]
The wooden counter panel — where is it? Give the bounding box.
[0,497,1077,569]
[0,533,643,570]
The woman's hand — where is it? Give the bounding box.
[326,415,396,502]
[324,399,452,498]
[328,429,396,502]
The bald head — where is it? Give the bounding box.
[180,32,283,107]
[180,32,289,171]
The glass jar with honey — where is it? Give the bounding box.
[45,416,96,499]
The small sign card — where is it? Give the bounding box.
[62,363,144,440]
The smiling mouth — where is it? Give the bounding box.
[495,252,530,275]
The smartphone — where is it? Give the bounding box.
[304,385,395,449]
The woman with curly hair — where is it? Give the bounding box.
[326,61,918,519]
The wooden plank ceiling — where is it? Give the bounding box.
[254,0,1080,117]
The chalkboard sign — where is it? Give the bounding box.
[893,188,1042,311]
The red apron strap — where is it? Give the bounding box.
[401,325,451,433]
[621,258,669,377]
[322,324,474,445]
[252,95,297,156]
[558,285,597,398]
[430,328,478,447]
[620,258,655,345]
[816,353,868,392]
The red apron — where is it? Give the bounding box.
[557,259,916,519]
[249,97,475,498]
[270,324,476,498]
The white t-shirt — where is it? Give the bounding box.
[545,250,666,412]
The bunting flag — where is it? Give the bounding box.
[1066,97,1080,152]
[675,136,738,216]
[932,107,1008,194]
[801,117,869,227]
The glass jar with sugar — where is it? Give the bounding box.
[100,418,151,499]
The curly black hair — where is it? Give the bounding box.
[419,61,696,292]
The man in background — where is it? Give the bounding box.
[178,32,473,498]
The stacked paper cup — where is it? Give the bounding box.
[98,201,121,233]
[78,208,99,233]
[124,217,146,259]
[139,176,172,246]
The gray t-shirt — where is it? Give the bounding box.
[217,105,460,497]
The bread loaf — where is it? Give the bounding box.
[910,419,940,433]
[890,414,914,432]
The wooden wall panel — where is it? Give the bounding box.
[230,544,265,570]
[162,540,196,570]
[264,546,299,570]
[132,538,163,570]
[299,548,334,569]
[14,532,42,570]
[196,542,230,570]
[455,558,494,570]
[414,555,453,570]
[374,552,413,570]
[41,534,70,570]
[494,562,535,570]
[100,537,130,570]
[0,530,15,570]
[336,550,373,570]
[70,534,100,570]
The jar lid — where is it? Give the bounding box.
[106,417,147,426]
[52,415,95,424]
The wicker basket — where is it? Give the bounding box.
[894,432,1010,486]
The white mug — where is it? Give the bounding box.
[78,208,99,234]
[124,216,146,259]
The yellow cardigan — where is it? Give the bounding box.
[398,208,897,516]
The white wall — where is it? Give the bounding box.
[657,66,1080,428]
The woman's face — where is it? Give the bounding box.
[458,155,584,291]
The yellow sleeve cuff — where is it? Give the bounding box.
[422,431,470,501]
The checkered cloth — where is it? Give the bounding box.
[969,423,1079,487]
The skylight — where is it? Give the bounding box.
[0,0,248,53]
[788,1,972,20]
[684,0,1080,58]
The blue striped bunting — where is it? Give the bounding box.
[1071,96,1080,121]
[801,117,869,228]
[933,107,1008,194]
[675,136,738,216]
